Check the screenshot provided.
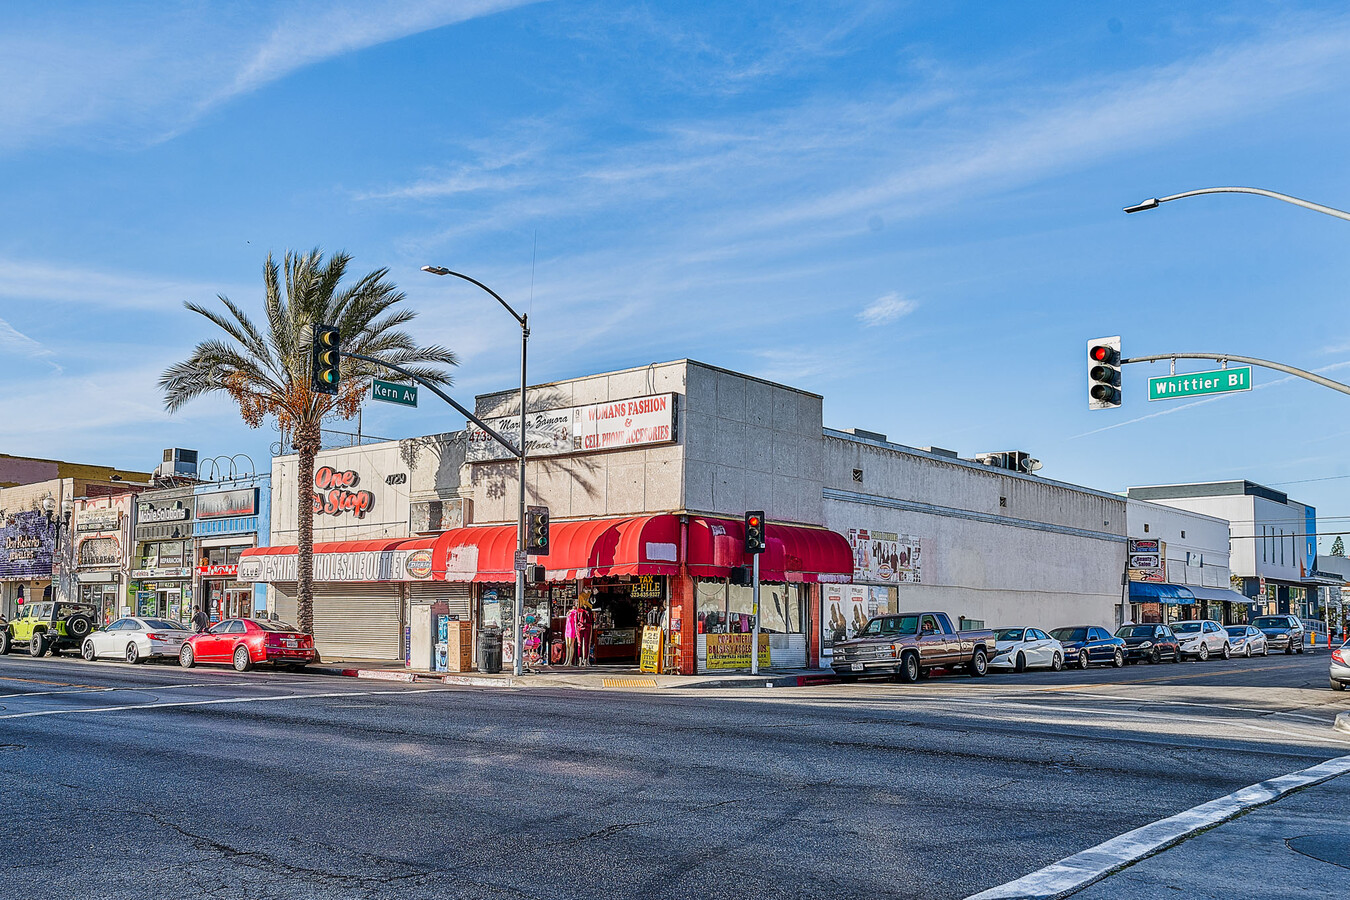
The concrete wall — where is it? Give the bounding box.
[822,432,1127,630]
[271,441,414,544]
[1125,498,1231,588]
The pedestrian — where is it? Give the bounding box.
[191,605,209,633]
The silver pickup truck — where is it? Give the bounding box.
[830,611,996,683]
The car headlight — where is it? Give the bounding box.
[1139,641,1153,648]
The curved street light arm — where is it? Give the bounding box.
[1124,187,1350,222]
[1122,352,1350,397]
[421,266,526,328]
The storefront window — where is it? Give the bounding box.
[696,580,727,633]
[698,580,806,635]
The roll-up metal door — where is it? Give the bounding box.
[312,583,403,660]
[272,584,298,626]
[406,582,472,621]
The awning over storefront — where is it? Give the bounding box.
[1128,582,1196,602]
[1184,585,1255,605]
[399,525,518,583]
[686,516,853,583]
[239,539,410,583]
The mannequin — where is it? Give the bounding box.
[565,592,595,666]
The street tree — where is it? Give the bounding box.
[160,250,456,633]
[1332,535,1346,557]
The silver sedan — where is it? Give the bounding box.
[1225,624,1269,658]
[81,617,191,664]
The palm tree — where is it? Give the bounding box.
[160,249,456,633]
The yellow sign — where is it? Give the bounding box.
[705,633,771,670]
[639,626,663,673]
[631,575,662,600]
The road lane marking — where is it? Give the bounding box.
[1026,662,1295,690]
[965,752,1350,900]
[0,687,442,720]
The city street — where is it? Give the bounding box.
[1,652,1346,899]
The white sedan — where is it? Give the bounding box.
[81,617,191,664]
[989,627,1065,672]
[1171,619,1231,661]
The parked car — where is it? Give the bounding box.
[1252,615,1306,655]
[1114,624,1182,664]
[1049,625,1125,669]
[830,611,997,683]
[1224,624,1269,658]
[179,618,317,672]
[1171,620,1231,660]
[1330,641,1350,691]
[989,627,1064,672]
[81,617,191,664]
[0,601,98,657]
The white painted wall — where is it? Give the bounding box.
[271,441,413,545]
[1125,498,1231,588]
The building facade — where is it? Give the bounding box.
[1124,498,1244,624]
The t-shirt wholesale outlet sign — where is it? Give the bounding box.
[1148,366,1252,401]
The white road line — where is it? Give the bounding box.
[965,752,1350,900]
[0,687,441,720]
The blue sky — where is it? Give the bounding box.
[4,1,1350,542]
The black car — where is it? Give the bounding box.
[1251,615,1306,655]
[1114,624,1182,664]
[1049,625,1126,669]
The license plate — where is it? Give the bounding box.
[851,662,864,671]
[284,640,297,648]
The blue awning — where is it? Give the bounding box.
[1129,582,1195,602]
[1184,585,1255,605]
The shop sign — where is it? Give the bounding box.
[1128,568,1166,584]
[138,501,192,524]
[312,467,376,519]
[78,535,121,567]
[0,511,56,579]
[639,626,663,673]
[237,549,412,583]
[131,567,192,580]
[705,633,770,670]
[197,488,258,520]
[77,508,121,533]
[197,563,239,578]
[631,575,662,599]
[466,393,677,462]
[405,549,433,580]
[1128,539,1166,583]
[847,529,921,584]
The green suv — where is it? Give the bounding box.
[1,601,99,657]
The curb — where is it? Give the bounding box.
[1336,712,1350,735]
[308,666,840,690]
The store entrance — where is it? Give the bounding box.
[209,582,254,621]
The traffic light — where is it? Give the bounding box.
[1087,336,1122,410]
[744,510,766,554]
[526,505,550,556]
[311,325,341,395]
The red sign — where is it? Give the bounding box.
[197,564,239,578]
[313,467,376,519]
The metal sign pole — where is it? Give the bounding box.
[750,553,761,676]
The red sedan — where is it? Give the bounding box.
[179,618,318,671]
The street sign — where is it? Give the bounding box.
[372,379,418,407]
[513,550,529,571]
[1148,366,1252,401]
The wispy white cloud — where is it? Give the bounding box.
[858,292,917,327]
[0,1,539,150]
[0,317,60,373]
[0,258,241,311]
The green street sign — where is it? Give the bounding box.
[372,379,417,407]
[1148,366,1252,402]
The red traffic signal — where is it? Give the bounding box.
[744,510,766,554]
[1086,336,1122,410]
[1089,344,1118,365]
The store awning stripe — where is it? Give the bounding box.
[1128,582,1196,601]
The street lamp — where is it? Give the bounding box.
[1124,186,1350,222]
[422,265,531,677]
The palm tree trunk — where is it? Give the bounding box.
[295,424,320,635]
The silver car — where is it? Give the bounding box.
[81,617,191,664]
[1330,641,1350,691]
[1224,624,1269,658]
[1171,619,1231,661]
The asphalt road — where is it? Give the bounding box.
[0,649,1345,900]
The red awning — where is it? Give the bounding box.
[400,525,518,583]
[540,515,682,580]
[685,517,852,583]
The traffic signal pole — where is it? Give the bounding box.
[751,551,761,676]
[1121,352,1350,397]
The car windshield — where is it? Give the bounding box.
[1116,625,1155,638]
[859,615,919,636]
[1252,616,1288,629]
[142,619,187,631]
[255,620,301,633]
[1224,626,1247,637]
[1051,627,1086,642]
[1172,622,1202,634]
[994,628,1025,641]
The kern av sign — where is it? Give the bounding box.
[1149,367,1252,401]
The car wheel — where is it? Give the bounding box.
[1198,643,1210,662]
[29,633,47,657]
[1149,648,1161,665]
[0,630,9,655]
[1263,645,1269,657]
[969,648,988,677]
[179,644,195,669]
[65,615,94,640]
[1078,649,1090,669]
[898,652,920,683]
[81,639,96,661]
[1014,652,1026,674]
[1332,679,1347,692]
[1221,643,1231,660]
[1050,652,1063,671]
[1112,648,1124,668]
[1244,644,1252,658]
[125,642,141,665]
[1285,643,1294,655]
[232,645,252,672]
[1297,643,1304,655]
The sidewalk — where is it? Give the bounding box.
[307,658,841,690]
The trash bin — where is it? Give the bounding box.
[478,626,503,674]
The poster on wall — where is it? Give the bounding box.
[848,529,922,584]
[821,583,869,648]
[0,511,56,579]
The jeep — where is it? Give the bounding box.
[1,601,99,657]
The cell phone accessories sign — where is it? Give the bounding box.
[466,393,677,462]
